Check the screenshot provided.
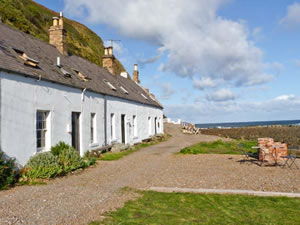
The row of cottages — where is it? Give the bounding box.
[0,13,163,165]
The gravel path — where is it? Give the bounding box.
[1,123,300,225]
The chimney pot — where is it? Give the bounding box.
[104,48,108,55]
[49,12,67,55]
[108,46,113,55]
[102,46,115,74]
[133,64,140,83]
[57,56,61,67]
[52,17,59,26]
[59,11,64,26]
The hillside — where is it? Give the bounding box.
[0,0,126,75]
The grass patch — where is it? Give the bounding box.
[179,140,257,155]
[100,148,138,161]
[100,136,171,161]
[90,191,300,225]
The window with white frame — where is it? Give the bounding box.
[133,115,137,137]
[36,111,49,151]
[90,113,96,144]
[110,113,115,140]
[148,117,152,135]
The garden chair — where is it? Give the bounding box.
[282,147,299,169]
[238,143,257,164]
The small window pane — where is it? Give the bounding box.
[36,111,49,149]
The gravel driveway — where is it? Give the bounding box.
[1,123,300,225]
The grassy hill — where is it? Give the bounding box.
[0,0,126,75]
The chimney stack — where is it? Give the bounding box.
[102,46,115,75]
[133,64,140,83]
[49,11,67,55]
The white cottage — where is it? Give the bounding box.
[0,13,163,165]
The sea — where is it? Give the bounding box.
[195,120,300,129]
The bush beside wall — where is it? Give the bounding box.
[20,142,96,182]
[0,150,17,190]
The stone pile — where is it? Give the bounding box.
[182,123,201,135]
[258,138,288,162]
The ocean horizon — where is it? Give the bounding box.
[195,119,300,129]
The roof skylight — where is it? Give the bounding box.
[119,86,129,94]
[149,94,156,101]
[141,93,148,100]
[74,69,91,82]
[60,67,72,78]
[13,48,39,68]
[104,79,116,91]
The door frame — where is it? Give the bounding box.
[121,114,126,144]
[71,112,81,152]
[154,117,157,135]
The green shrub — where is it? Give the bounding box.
[20,142,97,182]
[0,151,17,190]
[23,152,62,180]
[51,141,72,156]
[57,147,87,173]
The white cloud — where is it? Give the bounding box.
[164,94,300,123]
[159,82,176,100]
[193,77,218,90]
[280,2,300,28]
[64,0,272,88]
[137,55,161,68]
[274,94,295,101]
[206,88,235,102]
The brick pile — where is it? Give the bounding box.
[258,138,288,162]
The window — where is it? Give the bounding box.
[36,111,49,150]
[148,117,152,136]
[133,115,137,137]
[104,79,117,91]
[149,94,156,101]
[90,113,96,143]
[60,67,72,78]
[110,113,115,140]
[119,86,129,94]
[13,48,39,68]
[141,93,148,99]
[74,69,91,82]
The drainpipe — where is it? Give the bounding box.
[81,88,87,112]
[79,88,87,156]
[104,95,107,145]
[0,72,2,152]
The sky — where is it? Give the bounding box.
[35,0,300,123]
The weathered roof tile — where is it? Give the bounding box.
[0,23,162,109]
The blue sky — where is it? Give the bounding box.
[36,0,300,123]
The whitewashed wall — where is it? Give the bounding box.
[0,71,163,165]
[106,96,163,145]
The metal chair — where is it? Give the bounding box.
[238,143,257,164]
[282,147,299,169]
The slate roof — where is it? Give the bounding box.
[0,23,163,109]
